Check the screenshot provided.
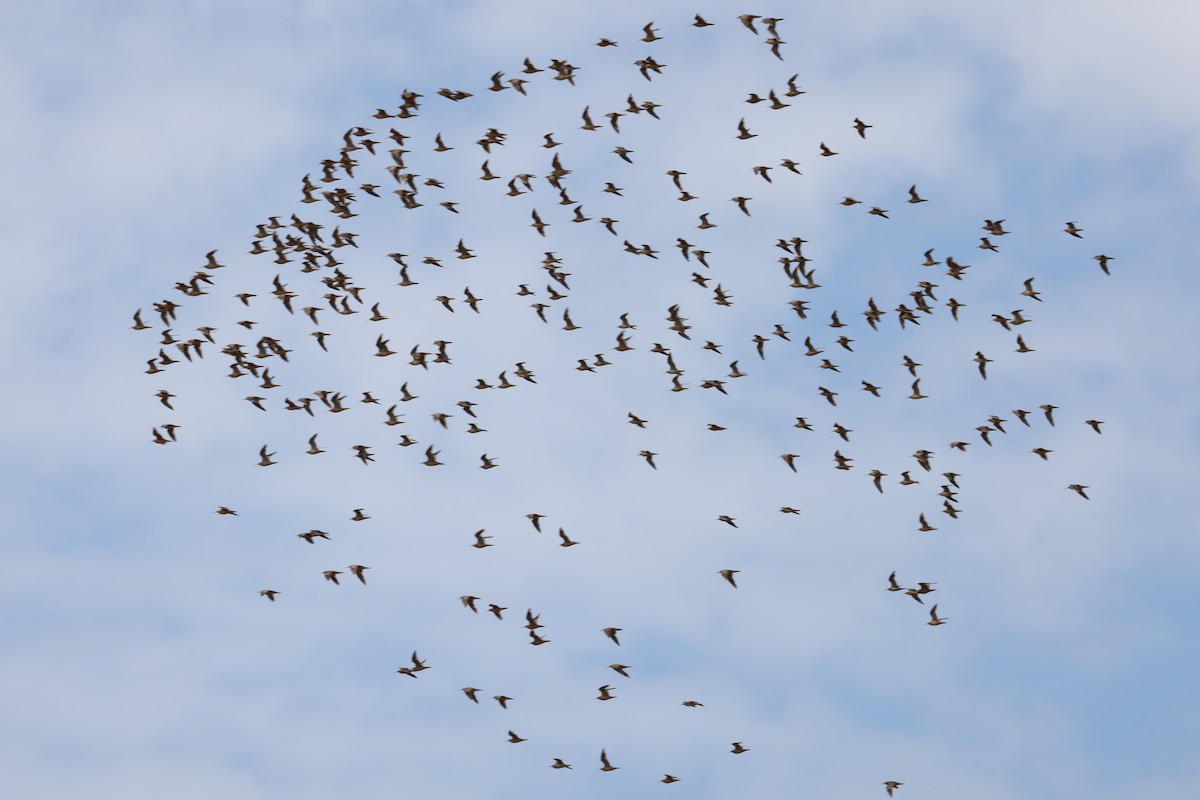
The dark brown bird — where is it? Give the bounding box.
[1041,404,1058,426]
[975,352,992,379]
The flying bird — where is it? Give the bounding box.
[1041,404,1058,426]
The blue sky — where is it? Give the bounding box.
[2,1,1198,798]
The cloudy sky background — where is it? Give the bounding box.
[2,1,1198,798]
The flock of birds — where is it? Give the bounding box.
[135,12,1112,793]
